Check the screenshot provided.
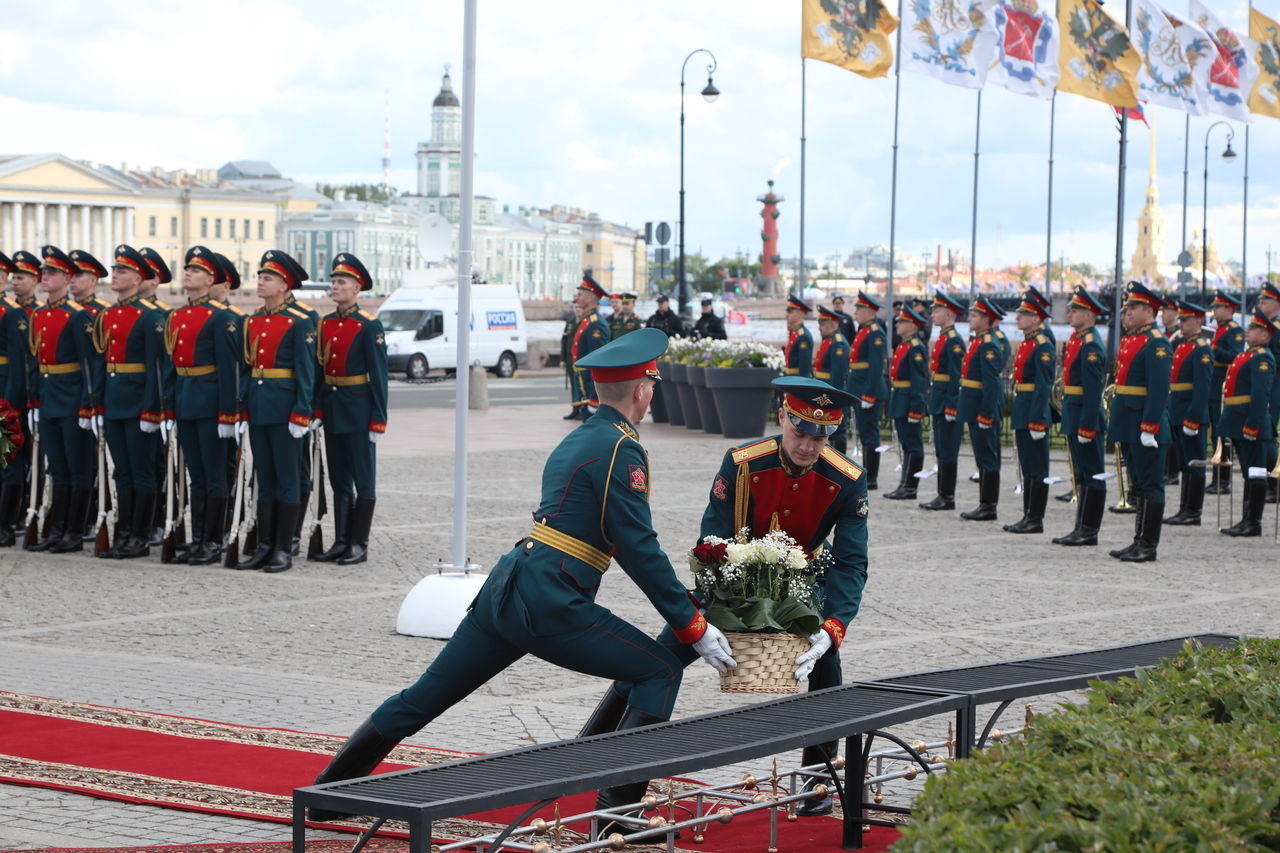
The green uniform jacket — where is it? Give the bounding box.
[784,325,813,376]
[1010,329,1055,431]
[94,295,165,421]
[1061,327,1106,440]
[317,306,389,435]
[608,313,643,339]
[699,438,869,650]
[570,310,610,408]
[847,321,887,405]
[814,331,849,389]
[958,330,1005,427]
[1168,332,1212,432]
[1217,347,1275,441]
[1211,319,1246,397]
[928,325,966,418]
[889,338,928,420]
[29,297,101,418]
[1107,324,1172,444]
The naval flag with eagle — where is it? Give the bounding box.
[801,0,900,79]
[1190,0,1259,122]
[900,0,998,89]
[1249,6,1280,120]
[988,0,1060,99]
[1132,0,1212,115]
[1056,0,1140,107]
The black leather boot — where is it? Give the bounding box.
[236,501,276,570]
[1004,478,1047,533]
[960,470,998,521]
[189,497,227,565]
[0,482,25,547]
[117,492,157,559]
[290,489,308,556]
[312,491,352,562]
[81,488,99,542]
[1221,479,1264,537]
[1205,457,1232,494]
[594,707,667,840]
[1163,450,1180,486]
[337,498,375,565]
[1053,485,1105,546]
[863,446,880,490]
[1164,473,1204,525]
[1118,499,1163,562]
[308,717,401,822]
[795,742,839,817]
[1108,498,1145,559]
[97,489,134,559]
[883,454,922,500]
[176,493,205,557]
[919,459,956,510]
[50,488,90,553]
[264,501,300,573]
[880,456,911,499]
[578,687,630,738]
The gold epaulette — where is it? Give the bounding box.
[1035,333,1048,345]
[225,304,246,316]
[286,307,309,320]
[65,300,84,311]
[820,446,864,481]
[731,437,778,465]
[292,300,315,312]
[359,309,377,321]
[612,420,639,441]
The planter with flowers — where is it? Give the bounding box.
[700,341,783,439]
[664,338,704,431]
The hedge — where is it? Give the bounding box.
[894,637,1280,851]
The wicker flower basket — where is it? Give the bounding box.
[719,632,811,694]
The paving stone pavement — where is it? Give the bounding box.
[2,402,1278,849]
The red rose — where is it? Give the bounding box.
[691,542,728,565]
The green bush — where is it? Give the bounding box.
[894,637,1280,852]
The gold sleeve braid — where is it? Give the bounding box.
[91,310,107,354]
[163,312,177,356]
[734,460,750,536]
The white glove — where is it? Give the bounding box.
[217,423,235,440]
[161,419,176,442]
[795,631,833,682]
[140,419,159,434]
[692,623,736,674]
[978,421,991,430]
[236,420,248,437]
[1140,432,1158,448]
[29,409,39,429]
[1078,433,1093,444]
[78,415,102,438]
[369,430,382,444]
[1182,425,1199,437]
[859,400,874,410]
[1029,429,1045,441]
[1240,431,1256,442]
[907,416,920,424]
[944,414,956,422]
[78,416,91,432]
[287,421,309,440]
[309,417,322,433]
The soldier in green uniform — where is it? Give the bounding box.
[1052,287,1110,546]
[958,297,1007,521]
[883,306,929,500]
[25,246,102,552]
[608,292,643,339]
[813,305,850,453]
[1162,301,1213,526]
[783,294,813,377]
[1003,293,1055,534]
[0,252,40,548]
[846,293,888,489]
[211,253,246,546]
[282,281,323,556]
[312,254,388,565]
[1206,291,1244,495]
[139,247,175,546]
[236,250,317,574]
[1255,282,1280,504]
[559,308,577,419]
[566,272,610,420]
[308,329,734,824]
[1024,285,1055,347]
[94,245,166,558]
[920,291,967,510]
[1216,310,1277,537]
[68,250,109,544]
[1106,282,1172,563]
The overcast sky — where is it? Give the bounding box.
[3,1,1277,276]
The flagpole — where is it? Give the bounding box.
[970,90,982,297]
[1044,93,1057,300]
[886,6,903,316]
[1243,124,1249,296]
[1180,114,1190,300]
[1109,0,1133,360]
[799,58,807,295]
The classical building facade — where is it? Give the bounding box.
[281,197,422,295]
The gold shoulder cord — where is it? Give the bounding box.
[597,432,630,555]
[28,323,40,358]
[317,323,328,366]
[734,459,751,535]
[163,312,178,356]
[91,310,108,355]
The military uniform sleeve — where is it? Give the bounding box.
[213,308,240,425]
[73,310,102,418]
[977,340,1002,425]
[797,331,813,377]
[1028,340,1054,431]
[1245,357,1273,439]
[908,344,927,420]
[4,312,25,406]
[1079,341,1105,439]
[865,331,886,402]
[944,333,965,416]
[368,317,389,433]
[140,307,164,422]
[577,319,610,407]
[698,449,740,541]
[290,317,318,428]
[1186,344,1212,430]
[1140,338,1172,435]
[602,437,704,643]
[829,338,850,390]
[821,473,869,649]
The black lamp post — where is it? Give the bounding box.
[678,48,719,322]
[1201,121,1237,302]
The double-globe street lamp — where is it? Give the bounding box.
[678,48,719,322]
[1201,121,1237,302]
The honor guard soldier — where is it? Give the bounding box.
[310,329,734,826]
[883,305,929,500]
[1207,291,1244,495]
[0,251,41,547]
[589,375,869,818]
[280,273,323,556]
[69,250,109,542]
[312,254,387,566]
[830,293,857,342]
[846,292,888,488]
[1024,285,1055,346]
[212,253,246,542]
[1163,301,1213,526]
[236,250,316,574]
[813,305,850,453]
[1216,310,1277,537]
[140,246,176,543]
[783,294,813,377]
[138,248,173,309]
[168,246,241,565]
[1255,281,1280,504]
[959,296,1007,521]
[1052,287,1109,545]
[921,291,968,510]
[1158,295,1184,487]
[565,272,610,420]
[608,292,643,339]
[1003,293,1056,533]
[1106,282,1173,562]
[94,245,166,558]
[26,246,103,552]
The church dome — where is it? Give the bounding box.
[433,71,460,108]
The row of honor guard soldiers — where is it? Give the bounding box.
[0,244,388,571]
[786,279,1279,561]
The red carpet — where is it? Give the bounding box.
[0,691,900,851]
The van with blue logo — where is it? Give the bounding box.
[377,275,528,379]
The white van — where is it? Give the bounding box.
[377,277,528,379]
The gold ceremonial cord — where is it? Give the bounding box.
[92,310,108,355]
[320,336,334,372]
[734,459,751,535]
[1051,376,1065,412]
[28,322,39,358]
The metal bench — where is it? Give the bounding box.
[293,632,1237,853]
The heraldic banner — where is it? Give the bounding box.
[1132,0,1212,115]
[988,0,1060,99]
[1191,0,1259,122]
[1056,0,1140,107]
[801,0,900,79]
[900,0,998,89]
[1250,7,1280,120]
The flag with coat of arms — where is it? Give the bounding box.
[801,0,900,80]
[1056,0,1141,107]
[988,0,1060,99]
[1190,0,1259,121]
[1248,6,1280,120]
[900,0,998,89]
[1131,0,1213,115]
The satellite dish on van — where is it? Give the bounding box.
[417,212,454,265]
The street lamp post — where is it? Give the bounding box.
[1201,121,1237,302]
[678,48,719,322]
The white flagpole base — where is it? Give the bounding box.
[396,565,488,639]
